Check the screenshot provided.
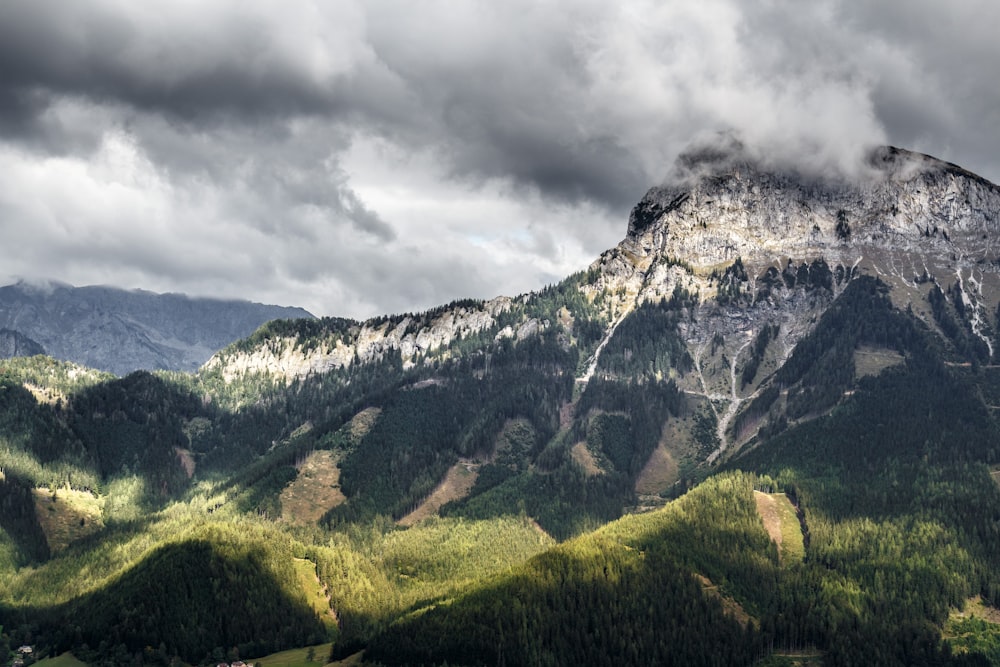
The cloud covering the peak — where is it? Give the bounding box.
[0,0,996,317]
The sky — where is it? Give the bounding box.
[1,0,998,319]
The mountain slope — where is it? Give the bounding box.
[0,282,314,375]
[362,275,1000,666]
[197,145,1000,499]
[0,328,45,358]
[4,146,1000,665]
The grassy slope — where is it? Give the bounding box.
[253,642,334,667]
[31,653,88,667]
[31,487,103,553]
[754,491,804,565]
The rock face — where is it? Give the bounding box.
[589,146,1000,347]
[621,146,1000,271]
[204,297,513,382]
[0,282,313,375]
[574,146,1000,459]
[205,145,1000,404]
[0,328,45,359]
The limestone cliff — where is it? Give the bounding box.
[203,297,515,382]
[587,146,1000,347]
[615,146,999,274]
[205,146,1000,409]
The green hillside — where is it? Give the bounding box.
[3,263,1000,665]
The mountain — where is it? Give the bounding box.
[0,282,314,375]
[205,144,1000,460]
[3,146,1000,666]
[0,328,45,358]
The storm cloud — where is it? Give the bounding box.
[0,0,997,318]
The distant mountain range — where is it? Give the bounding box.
[0,282,313,375]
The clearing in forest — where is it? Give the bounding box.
[853,345,905,379]
[764,649,825,666]
[280,450,345,524]
[634,441,679,496]
[953,596,1000,624]
[397,461,479,527]
[348,406,381,440]
[944,597,1000,662]
[252,642,335,667]
[32,487,104,552]
[31,653,88,667]
[754,491,804,564]
[292,558,338,630]
[694,573,756,630]
[570,441,603,477]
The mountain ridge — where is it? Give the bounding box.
[210,145,1000,471]
[204,146,1000,398]
[0,281,314,375]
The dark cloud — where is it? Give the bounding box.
[0,3,336,122]
[838,1,1000,181]
[0,0,997,318]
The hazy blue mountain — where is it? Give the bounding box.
[0,281,313,375]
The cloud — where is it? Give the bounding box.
[0,0,997,318]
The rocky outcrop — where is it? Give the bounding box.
[0,328,45,359]
[0,282,313,375]
[203,297,513,382]
[619,146,1000,272]
[586,146,1000,346]
[206,145,1000,394]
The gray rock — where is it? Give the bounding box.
[205,145,1000,396]
[0,328,45,358]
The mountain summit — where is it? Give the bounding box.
[621,145,1000,271]
[596,145,1000,333]
[209,146,1000,392]
[586,148,992,322]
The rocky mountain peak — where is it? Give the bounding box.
[206,144,1000,416]
[622,146,1000,271]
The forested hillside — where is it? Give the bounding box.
[5,148,1000,665]
[4,266,1000,666]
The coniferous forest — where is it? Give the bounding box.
[4,259,1000,667]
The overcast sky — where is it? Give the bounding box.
[1,0,997,318]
